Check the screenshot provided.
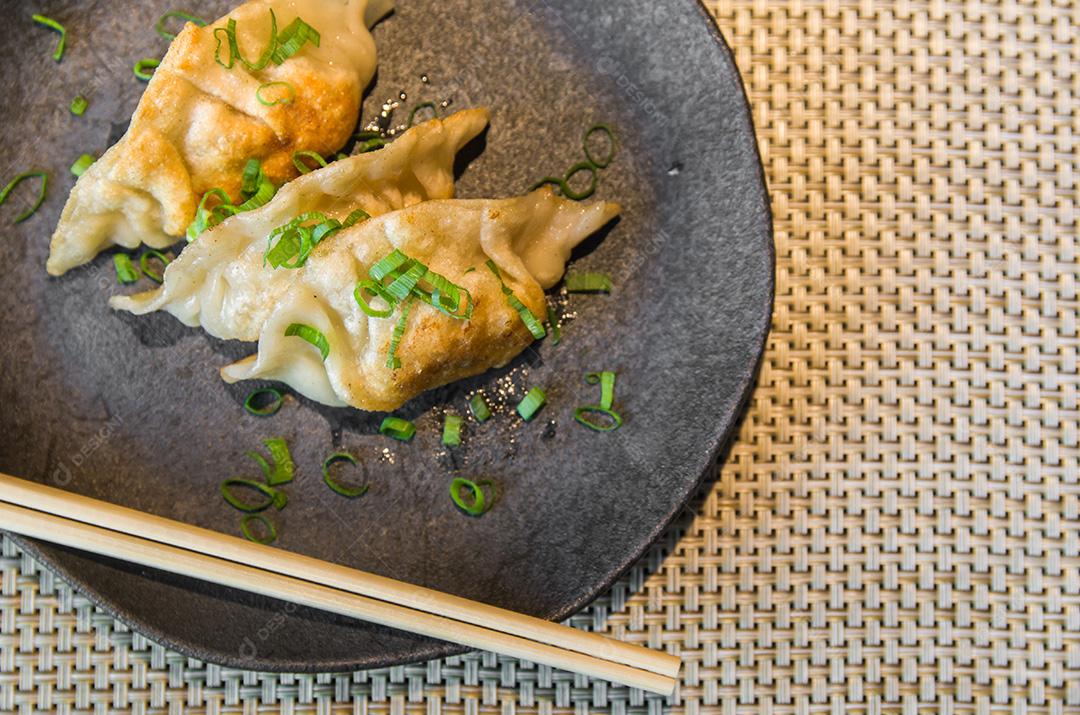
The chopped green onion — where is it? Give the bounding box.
[560,162,598,200]
[241,159,261,195]
[214,10,278,71]
[322,452,369,498]
[362,248,475,367]
[385,298,413,369]
[384,260,427,302]
[221,478,287,512]
[450,478,495,516]
[442,414,463,447]
[354,279,396,318]
[565,272,612,293]
[530,163,598,200]
[0,172,48,223]
[379,417,415,442]
[240,514,276,543]
[70,95,88,116]
[235,164,276,212]
[585,371,616,410]
[357,137,388,153]
[583,124,618,168]
[576,371,621,431]
[246,437,293,486]
[257,81,295,106]
[70,154,95,178]
[284,323,329,360]
[485,260,545,339]
[139,249,171,283]
[370,249,410,281]
[292,150,327,174]
[469,394,491,422]
[546,305,561,345]
[418,269,473,320]
[186,188,233,241]
[407,101,437,127]
[517,387,547,421]
[269,16,320,65]
[133,58,160,81]
[265,211,352,268]
[243,387,284,416]
[342,208,370,227]
[156,10,207,41]
[113,254,140,284]
[574,406,623,432]
[214,10,319,71]
[32,15,66,62]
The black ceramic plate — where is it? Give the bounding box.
[0,0,771,671]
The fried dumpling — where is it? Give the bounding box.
[219,189,620,411]
[47,0,394,276]
[109,109,489,342]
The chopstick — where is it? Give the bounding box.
[0,472,679,694]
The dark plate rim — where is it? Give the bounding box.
[7,0,774,673]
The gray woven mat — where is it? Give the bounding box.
[3,1,1079,712]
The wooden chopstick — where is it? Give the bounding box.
[0,472,679,693]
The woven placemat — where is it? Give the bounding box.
[3,1,1079,712]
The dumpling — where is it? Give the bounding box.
[47,0,394,276]
[110,109,490,342]
[219,189,620,411]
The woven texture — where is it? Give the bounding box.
[3,1,1079,712]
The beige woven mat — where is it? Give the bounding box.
[3,1,1079,712]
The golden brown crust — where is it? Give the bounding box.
[47,0,378,276]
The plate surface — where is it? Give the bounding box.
[0,0,772,671]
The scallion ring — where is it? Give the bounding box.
[133,58,160,81]
[442,414,463,447]
[292,150,327,174]
[220,478,287,512]
[565,272,613,293]
[284,323,330,360]
[547,305,561,345]
[485,260,546,339]
[574,405,623,432]
[243,388,284,417]
[583,124,618,168]
[270,16,321,65]
[214,10,278,71]
[113,254,140,284]
[32,15,66,62]
[585,371,616,410]
[135,249,170,283]
[450,478,495,517]
[155,10,207,40]
[369,249,410,281]
[357,137,388,153]
[517,387,547,422]
[70,154,95,178]
[561,161,599,200]
[322,452,369,498]
[240,514,277,543]
[469,394,491,423]
[379,417,416,442]
[257,81,295,106]
[258,437,294,486]
[70,95,88,116]
[354,279,396,318]
[0,172,48,223]
[407,101,437,127]
[385,298,413,369]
